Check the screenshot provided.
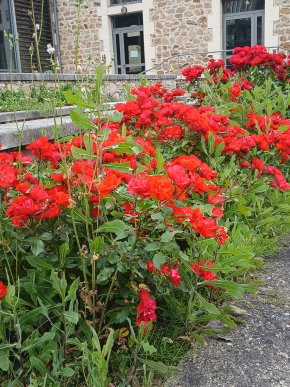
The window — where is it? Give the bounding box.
[14,0,53,72]
[112,13,145,74]
[223,0,265,63]
[223,0,265,14]
[110,0,142,6]
[0,0,17,71]
[0,0,54,72]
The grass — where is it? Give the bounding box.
[0,83,74,113]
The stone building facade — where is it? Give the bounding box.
[1,0,290,74]
[55,0,290,74]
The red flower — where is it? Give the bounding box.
[29,185,49,202]
[169,267,181,288]
[136,289,157,330]
[212,207,224,218]
[167,165,190,188]
[191,261,217,285]
[147,261,156,273]
[97,172,121,198]
[0,281,7,300]
[229,82,242,102]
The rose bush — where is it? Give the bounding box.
[0,46,289,385]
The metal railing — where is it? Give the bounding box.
[141,46,289,74]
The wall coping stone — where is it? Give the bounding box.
[0,73,179,82]
[0,116,77,150]
[0,102,118,124]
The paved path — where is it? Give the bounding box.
[168,240,290,387]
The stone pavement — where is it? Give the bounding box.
[168,240,290,387]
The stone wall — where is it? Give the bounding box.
[0,74,179,103]
[57,0,103,73]
[274,0,290,49]
[150,0,212,73]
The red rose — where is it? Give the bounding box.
[0,281,7,300]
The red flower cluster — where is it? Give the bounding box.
[136,289,157,330]
[171,205,228,245]
[147,261,182,288]
[182,59,234,84]
[191,260,217,284]
[230,45,289,79]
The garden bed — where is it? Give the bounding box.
[0,46,289,386]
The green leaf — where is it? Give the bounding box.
[104,142,141,155]
[19,307,47,326]
[59,367,75,377]
[97,267,115,282]
[141,341,157,354]
[215,141,225,157]
[40,232,53,241]
[160,230,182,243]
[145,242,161,252]
[195,292,221,315]
[90,236,105,254]
[104,112,123,123]
[154,147,165,174]
[208,131,215,155]
[65,278,80,302]
[153,252,167,270]
[160,231,174,243]
[238,204,252,217]
[71,207,92,224]
[141,359,177,377]
[0,343,18,351]
[63,90,95,109]
[63,311,79,324]
[0,350,10,371]
[30,356,47,376]
[205,280,255,299]
[103,162,132,174]
[70,109,97,131]
[23,331,55,352]
[97,220,126,234]
[84,133,94,154]
[50,271,67,299]
[59,241,70,267]
[71,146,94,160]
[26,256,54,271]
[31,240,44,256]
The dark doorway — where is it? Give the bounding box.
[112,13,145,74]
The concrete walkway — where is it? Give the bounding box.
[168,240,290,387]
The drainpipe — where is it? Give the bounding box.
[49,0,62,72]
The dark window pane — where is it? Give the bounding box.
[124,31,143,66]
[115,33,121,65]
[224,0,264,13]
[111,0,142,4]
[125,65,145,74]
[113,13,143,28]
[257,15,262,45]
[226,17,251,50]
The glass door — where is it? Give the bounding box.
[113,13,145,74]
[223,6,264,65]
